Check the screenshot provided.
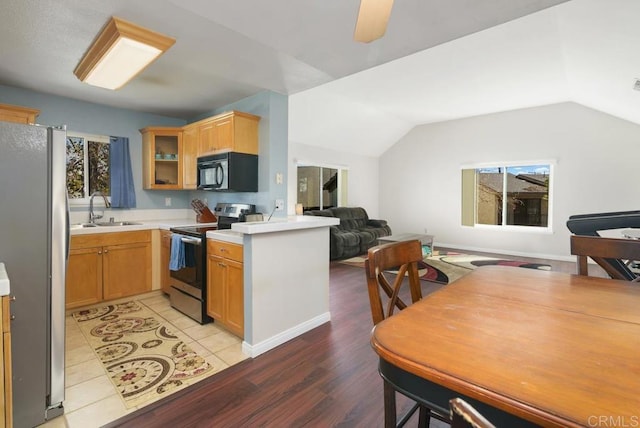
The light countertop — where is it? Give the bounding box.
[70,215,338,246]
[206,230,244,245]
[70,218,217,235]
[230,215,339,234]
[206,216,338,244]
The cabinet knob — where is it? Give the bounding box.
[104,250,108,254]
[218,262,226,267]
[10,315,16,321]
[98,250,102,255]
[9,295,16,302]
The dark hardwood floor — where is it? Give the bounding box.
[105,251,603,428]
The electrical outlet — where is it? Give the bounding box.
[275,199,284,211]
[165,197,172,207]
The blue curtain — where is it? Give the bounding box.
[110,136,136,208]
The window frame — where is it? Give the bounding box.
[66,131,111,206]
[295,160,348,211]
[461,160,555,233]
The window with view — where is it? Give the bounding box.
[461,163,552,229]
[66,132,110,202]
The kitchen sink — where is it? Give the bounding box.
[72,223,98,228]
[71,221,142,229]
[94,221,142,226]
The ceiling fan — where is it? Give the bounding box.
[354,0,394,43]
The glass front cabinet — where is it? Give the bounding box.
[140,127,183,189]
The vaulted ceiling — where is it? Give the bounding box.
[290,0,640,156]
[2,1,636,157]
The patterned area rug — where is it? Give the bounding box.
[339,250,551,285]
[72,301,216,408]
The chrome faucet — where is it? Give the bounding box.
[89,191,111,223]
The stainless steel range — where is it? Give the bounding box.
[214,202,256,229]
[167,225,216,324]
[168,202,256,324]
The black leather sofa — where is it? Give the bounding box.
[304,207,392,260]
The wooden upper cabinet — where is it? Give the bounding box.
[140,110,260,191]
[182,123,199,189]
[0,102,40,124]
[198,111,260,156]
[140,127,183,190]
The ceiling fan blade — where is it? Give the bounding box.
[354,0,394,43]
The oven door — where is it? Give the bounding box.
[169,234,203,297]
[198,158,228,190]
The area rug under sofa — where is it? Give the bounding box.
[339,250,551,285]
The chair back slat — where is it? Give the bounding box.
[365,240,423,325]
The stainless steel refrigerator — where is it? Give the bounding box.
[0,122,67,427]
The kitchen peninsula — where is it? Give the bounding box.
[68,212,339,359]
[208,215,339,357]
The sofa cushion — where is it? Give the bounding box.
[331,229,360,260]
[305,206,391,260]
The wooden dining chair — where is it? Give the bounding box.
[365,240,447,427]
[449,398,496,428]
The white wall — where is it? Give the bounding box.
[288,142,381,218]
[379,102,640,259]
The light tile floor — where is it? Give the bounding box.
[40,291,249,428]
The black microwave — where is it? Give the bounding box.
[197,152,258,192]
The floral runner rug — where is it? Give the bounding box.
[339,250,551,285]
[72,300,216,408]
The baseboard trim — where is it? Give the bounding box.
[242,312,331,358]
[435,242,577,262]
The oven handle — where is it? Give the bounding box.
[180,236,202,245]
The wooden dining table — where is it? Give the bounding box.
[371,266,640,427]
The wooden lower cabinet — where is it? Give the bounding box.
[66,247,103,308]
[66,231,152,309]
[207,240,244,338]
[103,242,152,300]
[1,296,12,427]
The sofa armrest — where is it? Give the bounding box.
[329,225,342,234]
[367,219,388,228]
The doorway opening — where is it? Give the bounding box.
[296,164,348,212]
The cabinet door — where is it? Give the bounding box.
[160,231,172,294]
[199,116,234,155]
[225,259,244,338]
[65,247,103,309]
[140,128,183,190]
[207,254,225,320]
[212,116,234,152]
[198,120,216,155]
[103,242,152,300]
[182,125,199,189]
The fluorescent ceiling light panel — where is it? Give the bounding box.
[74,17,175,90]
[354,0,394,43]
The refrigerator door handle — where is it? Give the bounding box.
[65,192,70,261]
